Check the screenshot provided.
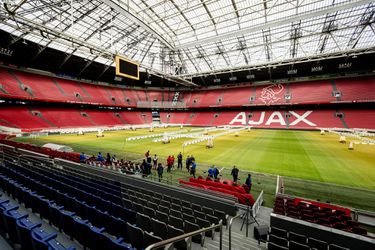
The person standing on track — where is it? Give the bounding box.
[167,155,172,172]
[153,154,158,170]
[190,161,197,178]
[177,152,183,170]
[186,155,191,172]
[157,163,164,182]
[231,165,239,183]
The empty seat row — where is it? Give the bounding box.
[273,196,367,236]
[0,165,140,249]
[0,192,76,250]
[267,226,350,250]
[135,212,203,248]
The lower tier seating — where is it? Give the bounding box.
[0,107,375,131]
[179,177,255,205]
[267,226,351,250]
[0,157,229,249]
[272,195,367,237]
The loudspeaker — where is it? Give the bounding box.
[254,224,269,243]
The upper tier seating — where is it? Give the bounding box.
[335,78,375,102]
[1,68,374,108]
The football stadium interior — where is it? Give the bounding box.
[0,0,374,250]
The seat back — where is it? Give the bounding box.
[151,218,168,240]
[126,222,144,250]
[289,231,306,244]
[270,226,288,239]
[214,210,228,225]
[329,244,350,250]
[169,215,184,230]
[269,234,288,247]
[143,206,156,218]
[289,241,309,250]
[267,242,288,250]
[308,237,328,250]
[196,217,212,237]
[183,213,196,223]
[136,213,152,232]
[143,231,163,249]
[155,210,169,224]
[184,220,201,244]
[167,225,188,250]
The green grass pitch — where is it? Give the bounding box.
[13,127,375,211]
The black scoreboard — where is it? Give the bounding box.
[115,55,139,80]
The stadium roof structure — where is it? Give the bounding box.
[0,0,375,86]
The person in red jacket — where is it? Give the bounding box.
[167,155,172,172]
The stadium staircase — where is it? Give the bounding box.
[208,113,220,126]
[8,70,34,97]
[30,110,57,128]
[336,110,349,129]
[52,79,67,96]
[80,112,97,126]
[114,113,128,125]
[78,82,90,97]
[0,84,9,94]
[0,119,19,129]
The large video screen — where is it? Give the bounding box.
[115,56,139,80]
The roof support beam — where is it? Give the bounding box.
[100,0,175,50]
[347,3,374,49]
[3,0,28,15]
[200,0,216,26]
[177,0,373,49]
[2,13,195,86]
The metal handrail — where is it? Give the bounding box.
[252,190,264,218]
[145,222,223,250]
[228,214,242,250]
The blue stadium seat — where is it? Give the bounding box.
[16,217,42,250]
[3,208,28,243]
[30,228,58,250]
[47,239,76,250]
[60,210,77,240]
[49,203,64,230]
[144,231,163,249]
[110,237,133,250]
[74,217,94,248]
[89,225,109,250]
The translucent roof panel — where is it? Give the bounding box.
[0,0,374,77]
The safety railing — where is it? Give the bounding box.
[252,190,264,218]
[228,214,242,250]
[145,222,223,250]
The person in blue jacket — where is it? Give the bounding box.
[213,166,220,179]
[190,161,197,178]
[97,152,104,162]
[208,166,214,178]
